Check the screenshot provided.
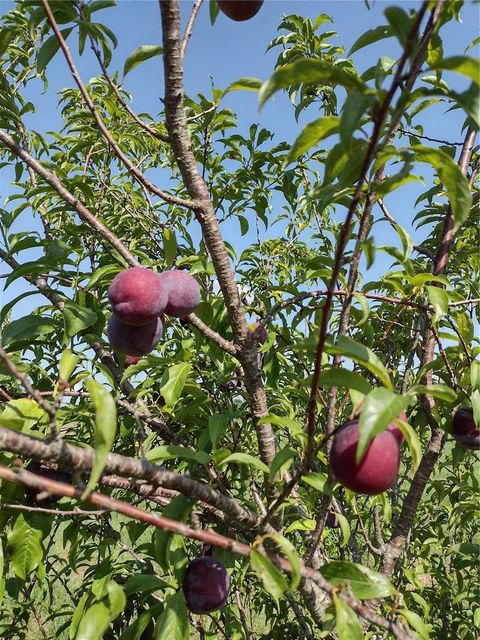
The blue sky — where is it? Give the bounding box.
[1,0,478,322]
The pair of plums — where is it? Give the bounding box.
[107,267,200,357]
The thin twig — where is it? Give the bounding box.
[181,0,203,60]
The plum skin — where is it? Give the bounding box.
[248,321,268,344]
[108,267,168,326]
[182,556,229,614]
[218,0,263,21]
[329,420,401,495]
[25,462,71,505]
[108,314,163,356]
[452,407,480,450]
[326,511,340,528]
[159,270,201,318]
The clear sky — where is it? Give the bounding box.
[1,0,478,321]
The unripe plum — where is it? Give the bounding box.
[182,556,229,614]
[125,355,142,366]
[248,321,268,344]
[108,314,163,356]
[25,462,71,505]
[452,407,480,450]
[108,267,168,326]
[159,270,201,318]
[329,420,401,495]
[218,0,263,21]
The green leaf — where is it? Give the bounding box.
[37,28,73,73]
[7,513,44,581]
[269,447,297,480]
[75,602,111,640]
[59,349,80,381]
[146,445,210,466]
[163,228,177,267]
[82,379,117,497]
[319,368,373,395]
[2,315,58,347]
[250,549,288,601]
[357,389,411,461]
[325,336,392,388]
[426,286,449,323]
[220,452,269,474]
[398,608,430,640]
[107,581,127,620]
[384,6,412,48]
[349,25,391,55]
[340,92,374,147]
[431,56,480,84]
[261,534,301,591]
[225,77,262,94]
[154,496,194,570]
[320,561,396,599]
[85,264,120,291]
[286,116,339,165]
[471,390,480,428]
[159,363,192,407]
[336,513,351,547]
[123,45,163,77]
[334,595,363,640]
[208,413,229,450]
[394,415,422,472]
[63,301,98,341]
[301,472,332,495]
[259,59,365,108]
[409,384,457,403]
[471,361,480,392]
[0,399,47,432]
[154,591,189,640]
[379,146,472,228]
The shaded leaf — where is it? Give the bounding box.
[250,549,287,601]
[334,595,363,640]
[159,363,192,407]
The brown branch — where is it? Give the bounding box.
[0,425,265,532]
[159,0,276,469]
[0,347,56,418]
[186,312,237,355]
[40,0,197,212]
[181,0,203,60]
[0,463,415,640]
[0,503,105,516]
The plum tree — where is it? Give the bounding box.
[108,267,168,325]
[182,556,229,614]
[217,0,263,21]
[159,270,201,318]
[25,462,71,505]
[107,314,163,356]
[452,407,480,449]
[329,420,401,495]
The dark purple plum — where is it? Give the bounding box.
[183,556,229,614]
[25,462,71,505]
[108,267,168,326]
[248,321,268,344]
[108,314,163,356]
[218,0,263,21]
[326,511,340,528]
[329,420,401,495]
[452,407,480,450]
[159,270,201,318]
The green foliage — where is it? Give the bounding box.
[0,0,478,638]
